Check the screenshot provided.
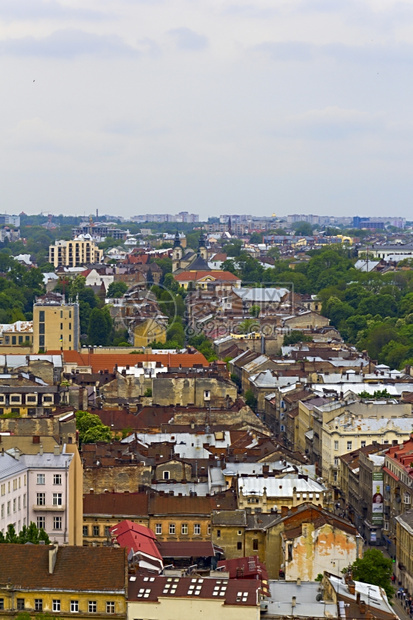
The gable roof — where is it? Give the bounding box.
[0,545,127,592]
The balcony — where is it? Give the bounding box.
[32,504,65,512]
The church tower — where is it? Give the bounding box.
[198,232,208,261]
[172,231,183,273]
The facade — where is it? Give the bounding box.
[237,476,326,513]
[313,401,412,485]
[0,444,83,546]
[49,236,103,268]
[0,321,33,348]
[33,294,80,352]
[396,511,413,591]
[383,438,413,550]
[0,544,127,620]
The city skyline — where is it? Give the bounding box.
[1,1,413,218]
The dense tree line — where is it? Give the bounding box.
[222,245,413,369]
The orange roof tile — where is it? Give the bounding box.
[49,350,209,371]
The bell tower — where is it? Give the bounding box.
[172,231,183,273]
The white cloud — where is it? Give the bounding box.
[0,0,413,217]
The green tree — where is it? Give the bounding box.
[88,307,112,345]
[283,331,313,346]
[249,232,263,244]
[244,389,258,411]
[249,305,260,318]
[238,318,259,335]
[292,221,313,236]
[349,548,394,600]
[75,410,111,444]
[107,281,128,298]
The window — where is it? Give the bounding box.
[334,457,339,467]
[194,523,201,535]
[83,525,89,537]
[88,602,97,613]
[52,600,61,612]
[181,523,188,535]
[10,396,20,403]
[37,474,45,485]
[17,599,24,610]
[0,599,4,610]
[39,311,45,322]
[13,479,17,491]
[169,523,175,535]
[0,505,3,518]
[37,516,46,530]
[35,599,43,612]
[0,484,4,496]
[106,602,115,614]
[53,493,62,506]
[347,441,352,451]
[237,541,242,550]
[39,335,45,347]
[37,493,45,506]
[334,440,339,451]
[104,526,111,537]
[23,494,26,508]
[13,498,16,513]
[93,525,99,537]
[361,440,366,448]
[163,471,170,480]
[253,538,259,550]
[216,529,221,538]
[70,601,79,613]
[54,516,62,530]
[53,474,62,486]
[155,523,162,535]
[7,502,10,515]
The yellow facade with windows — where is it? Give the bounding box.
[33,301,79,352]
[0,589,126,620]
[49,238,103,268]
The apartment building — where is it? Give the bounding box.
[0,444,83,545]
[49,235,103,268]
[33,293,80,352]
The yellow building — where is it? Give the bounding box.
[49,235,103,268]
[132,318,167,347]
[33,293,79,352]
[0,544,127,620]
[0,321,33,349]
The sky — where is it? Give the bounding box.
[1,0,413,220]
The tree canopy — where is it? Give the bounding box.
[0,522,50,544]
[347,548,394,600]
[75,410,112,444]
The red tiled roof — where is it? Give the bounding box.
[174,270,240,282]
[0,545,127,592]
[49,350,209,371]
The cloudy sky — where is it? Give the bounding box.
[1,0,413,220]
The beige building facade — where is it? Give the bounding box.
[49,236,103,268]
[33,294,80,352]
